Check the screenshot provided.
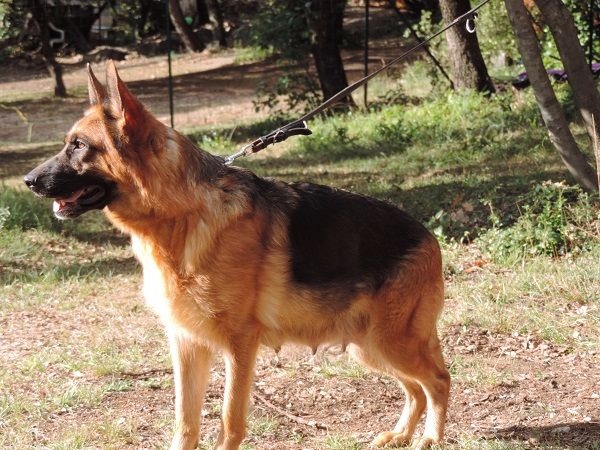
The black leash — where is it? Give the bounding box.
[224,0,493,165]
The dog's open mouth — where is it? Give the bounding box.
[53,184,111,218]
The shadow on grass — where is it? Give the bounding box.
[488,422,600,449]
[1,255,138,285]
[242,164,568,240]
[66,229,130,247]
[381,170,567,214]
[373,171,571,239]
[235,120,544,169]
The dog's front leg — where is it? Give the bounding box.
[169,330,213,450]
[214,331,260,450]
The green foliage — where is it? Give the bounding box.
[242,0,311,63]
[108,1,167,44]
[0,186,61,232]
[0,0,24,41]
[477,1,520,76]
[0,206,9,229]
[401,10,450,87]
[478,1,599,75]
[427,209,451,243]
[187,116,293,155]
[540,1,600,68]
[440,1,598,81]
[242,0,322,114]
[254,72,322,115]
[0,1,12,40]
[480,182,600,263]
[0,0,30,60]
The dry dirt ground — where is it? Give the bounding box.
[1,49,599,449]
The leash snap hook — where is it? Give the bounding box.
[465,12,478,34]
[273,129,286,143]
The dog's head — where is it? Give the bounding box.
[24,61,167,219]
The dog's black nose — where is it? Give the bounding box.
[23,173,37,188]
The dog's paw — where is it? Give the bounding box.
[411,436,438,450]
[371,430,412,447]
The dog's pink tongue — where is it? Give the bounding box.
[59,189,86,203]
[52,189,86,213]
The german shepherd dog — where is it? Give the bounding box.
[24,62,450,450]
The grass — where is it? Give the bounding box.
[324,434,363,450]
[248,412,279,437]
[233,45,275,65]
[318,355,369,379]
[448,355,515,387]
[1,66,599,449]
[443,244,600,347]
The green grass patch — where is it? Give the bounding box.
[443,245,600,346]
[0,227,134,287]
[323,434,362,450]
[248,412,279,437]
[233,45,275,64]
[318,356,368,379]
[0,185,62,232]
[0,185,133,288]
[449,355,515,387]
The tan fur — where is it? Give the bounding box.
[56,62,450,450]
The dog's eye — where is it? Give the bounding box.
[66,139,88,158]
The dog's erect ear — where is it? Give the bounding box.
[105,60,145,132]
[87,63,106,105]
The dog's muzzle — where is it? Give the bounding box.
[24,162,115,219]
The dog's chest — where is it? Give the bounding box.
[131,236,172,319]
[130,235,222,340]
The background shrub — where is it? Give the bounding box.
[480,182,600,263]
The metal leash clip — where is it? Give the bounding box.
[224,121,312,165]
[465,12,478,34]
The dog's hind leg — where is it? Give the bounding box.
[365,331,450,450]
[169,331,214,450]
[374,328,450,450]
[214,329,261,450]
[349,345,426,446]
[369,240,450,449]
[411,332,450,450]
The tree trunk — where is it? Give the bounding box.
[66,17,92,53]
[505,0,598,192]
[207,0,227,48]
[196,0,211,25]
[439,0,495,93]
[138,0,152,38]
[535,0,600,146]
[168,0,205,52]
[30,0,67,97]
[308,0,355,107]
